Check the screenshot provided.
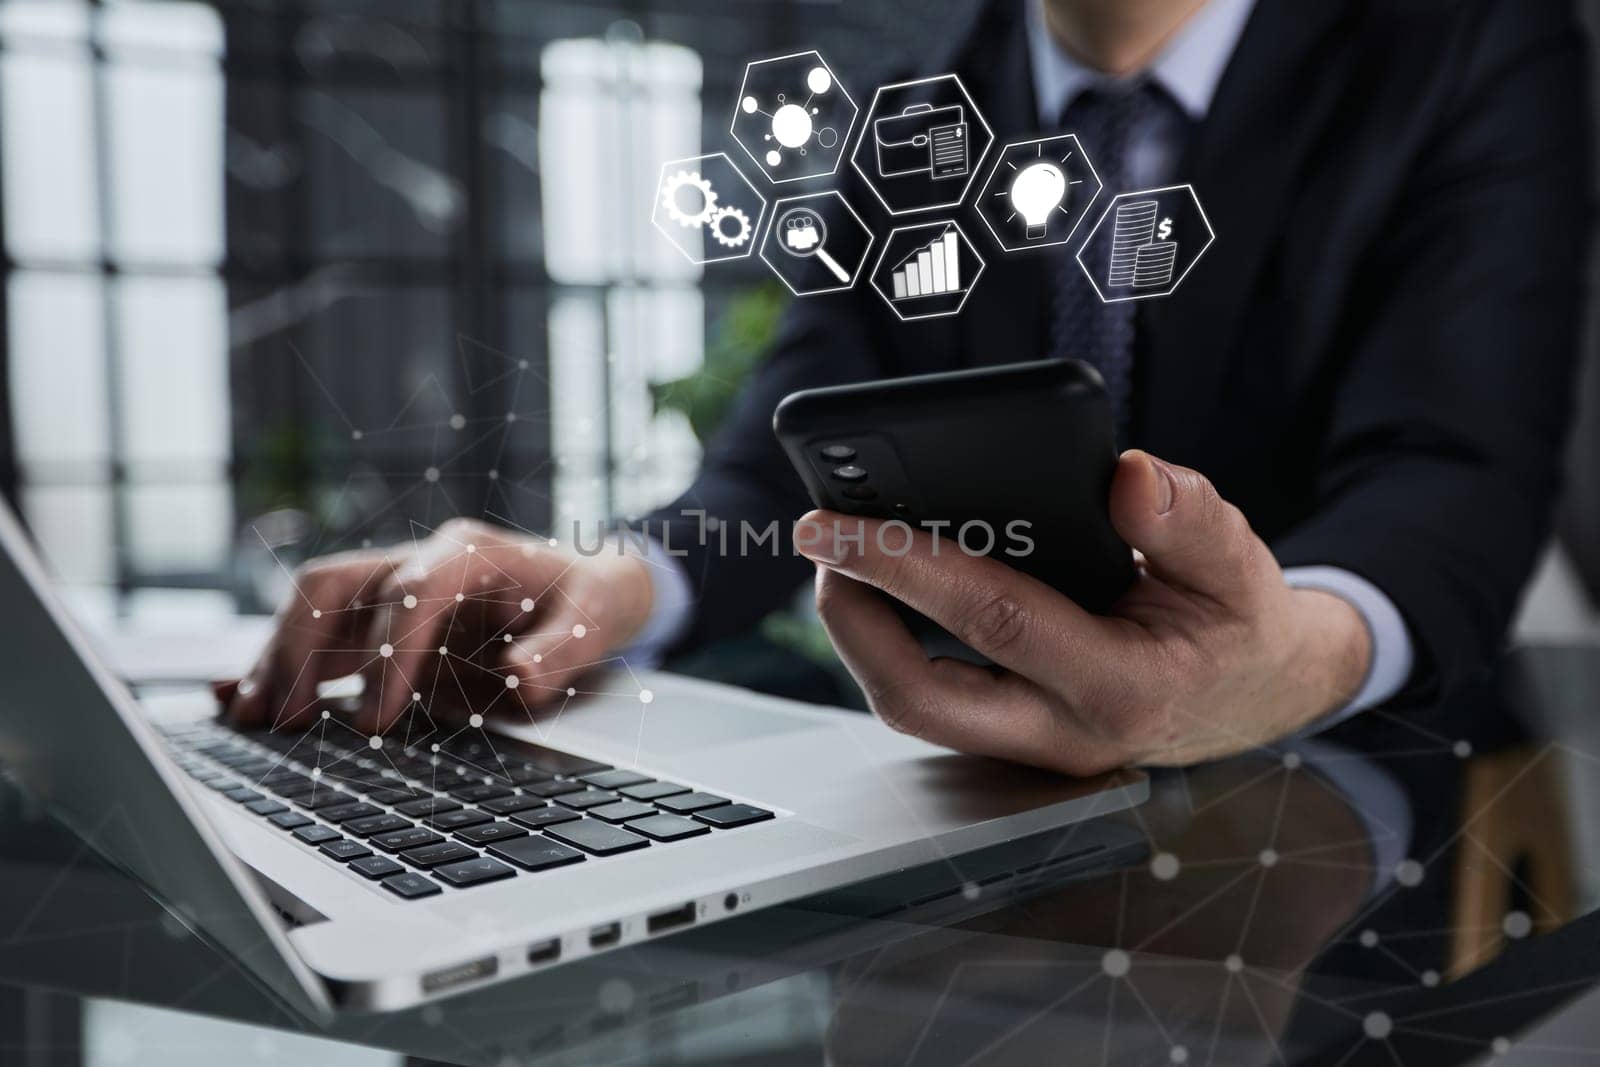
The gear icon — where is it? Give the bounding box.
[662,170,717,228]
[709,206,753,248]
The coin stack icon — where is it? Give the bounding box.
[1132,239,1178,288]
[1108,199,1159,287]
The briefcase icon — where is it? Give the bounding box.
[874,102,970,181]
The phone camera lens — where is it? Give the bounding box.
[843,485,877,502]
[831,464,868,482]
[819,444,856,462]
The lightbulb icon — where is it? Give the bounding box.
[1010,162,1068,240]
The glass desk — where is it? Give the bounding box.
[4,645,1600,1066]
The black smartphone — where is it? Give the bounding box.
[773,358,1135,615]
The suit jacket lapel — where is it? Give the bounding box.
[1141,0,1356,455]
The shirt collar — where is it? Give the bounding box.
[1026,0,1257,127]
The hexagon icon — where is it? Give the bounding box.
[852,74,994,217]
[732,51,857,184]
[870,220,986,322]
[651,152,768,265]
[761,192,874,296]
[1074,184,1215,302]
[975,134,1102,253]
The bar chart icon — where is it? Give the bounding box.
[890,225,963,300]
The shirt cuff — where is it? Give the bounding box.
[614,538,695,669]
[1283,565,1415,730]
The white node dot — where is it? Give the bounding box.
[320,709,330,720]
[424,467,440,483]
[520,598,535,613]
[430,743,441,753]
[1258,848,1278,868]
[449,413,465,430]
[1359,929,1379,948]
[1492,1037,1511,1055]
[572,624,587,638]
[351,429,363,441]
[1363,1011,1392,1040]
[961,881,980,901]
[806,66,832,93]
[1282,751,1302,769]
[503,634,512,643]
[566,687,576,697]
[310,766,322,778]
[1101,948,1130,978]
[379,643,393,658]
[1169,1046,1188,1064]
[455,593,465,603]
[1454,740,1473,758]
[403,594,417,609]
[518,359,529,369]
[1224,954,1243,974]
[639,689,654,704]
[505,675,520,689]
[1421,969,1439,987]
[488,469,499,480]
[237,679,256,696]
[1396,859,1424,887]
[547,537,559,548]
[1503,910,1532,938]
[311,609,322,619]
[469,713,485,728]
[506,412,517,423]
[771,102,813,147]
[741,95,759,114]
[438,645,449,656]
[766,150,782,167]
[1150,852,1181,881]
[412,692,422,702]
[532,654,543,664]
[368,736,382,750]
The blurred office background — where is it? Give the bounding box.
[0,0,1594,638]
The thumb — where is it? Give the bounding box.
[1108,450,1272,604]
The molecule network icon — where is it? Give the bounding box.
[731,51,857,184]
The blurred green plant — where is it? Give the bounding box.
[649,282,788,443]
[238,421,322,518]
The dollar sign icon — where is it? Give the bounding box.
[1157,217,1173,241]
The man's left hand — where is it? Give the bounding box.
[795,450,1372,774]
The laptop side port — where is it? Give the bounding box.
[421,956,498,994]
[589,922,622,949]
[527,938,561,965]
[646,902,697,935]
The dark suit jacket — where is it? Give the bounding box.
[649,0,1593,714]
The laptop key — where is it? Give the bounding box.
[480,793,546,816]
[487,836,586,872]
[223,786,263,804]
[426,808,492,832]
[432,857,518,888]
[625,813,712,842]
[382,872,443,899]
[580,770,652,790]
[449,783,513,803]
[292,824,342,846]
[371,827,444,853]
[508,807,581,830]
[556,789,619,811]
[268,811,313,831]
[522,778,589,797]
[362,787,422,806]
[297,790,353,811]
[618,781,690,801]
[588,800,657,824]
[345,813,413,838]
[319,839,373,862]
[349,855,405,880]
[400,841,478,869]
[545,820,650,857]
[394,797,461,819]
[318,802,383,824]
[244,798,289,817]
[693,804,775,829]
[453,821,527,846]
[655,792,731,815]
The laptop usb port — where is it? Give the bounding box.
[527,938,561,965]
[588,922,622,949]
[647,903,697,935]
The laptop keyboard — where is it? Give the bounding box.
[160,721,776,901]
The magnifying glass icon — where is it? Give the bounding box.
[778,207,852,284]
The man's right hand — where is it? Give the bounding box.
[225,518,658,734]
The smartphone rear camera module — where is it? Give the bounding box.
[819,444,857,462]
[831,464,868,482]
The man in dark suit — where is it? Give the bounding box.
[231,0,1592,776]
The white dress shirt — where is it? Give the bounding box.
[624,0,1415,728]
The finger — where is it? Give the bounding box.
[502,586,602,707]
[275,559,397,728]
[793,510,1104,679]
[814,568,1109,774]
[1108,451,1277,607]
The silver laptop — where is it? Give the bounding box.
[0,500,1147,1017]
